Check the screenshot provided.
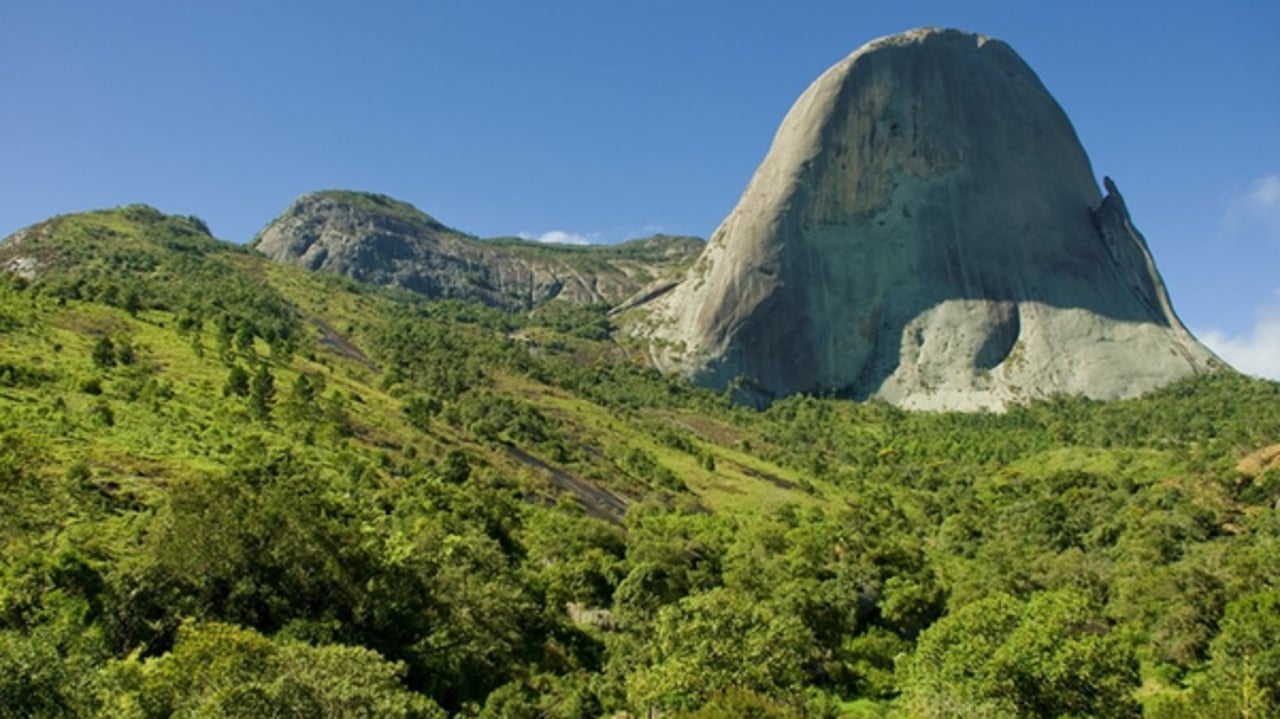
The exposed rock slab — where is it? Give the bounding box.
[634,28,1223,410]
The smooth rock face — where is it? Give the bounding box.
[639,28,1222,410]
[253,191,701,310]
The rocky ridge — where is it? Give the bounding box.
[251,191,702,310]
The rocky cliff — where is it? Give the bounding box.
[634,28,1222,410]
[252,191,701,310]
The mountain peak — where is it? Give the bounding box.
[251,190,701,310]
[634,28,1223,411]
[296,190,450,227]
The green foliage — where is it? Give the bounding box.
[1168,590,1280,717]
[476,672,602,719]
[249,363,276,420]
[0,361,54,388]
[115,339,135,366]
[308,190,447,228]
[87,400,114,427]
[282,372,324,424]
[898,590,1140,718]
[97,622,445,718]
[91,336,115,368]
[121,288,143,316]
[321,391,353,437]
[624,588,813,713]
[676,687,808,718]
[0,629,81,719]
[3,208,303,360]
[403,394,442,432]
[234,322,256,356]
[522,510,626,609]
[482,233,702,269]
[528,302,613,341]
[223,364,250,397]
[450,391,557,447]
[1,203,1279,715]
[440,448,471,483]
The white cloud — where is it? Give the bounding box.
[1205,176,1280,381]
[518,229,598,245]
[511,224,676,245]
[1201,303,1280,381]
[1248,175,1280,209]
[1225,174,1280,237]
[622,224,667,241]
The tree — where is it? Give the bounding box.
[290,372,318,405]
[249,364,275,420]
[521,510,626,610]
[440,449,470,483]
[234,323,257,357]
[897,590,1140,718]
[223,365,250,398]
[122,288,143,317]
[214,314,233,360]
[284,373,323,423]
[678,687,807,718]
[96,622,445,718]
[116,339,136,366]
[92,336,116,368]
[0,629,79,719]
[625,588,813,713]
[322,392,353,437]
[404,394,442,432]
[1192,590,1280,717]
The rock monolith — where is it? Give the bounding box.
[637,28,1221,410]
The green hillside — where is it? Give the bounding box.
[2,206,1279,717]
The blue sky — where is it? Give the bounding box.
[2,1,1277,376]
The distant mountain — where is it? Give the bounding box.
[634,28,1224,411]
[251,190,702,310]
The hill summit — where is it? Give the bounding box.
[252,190,701,310]
[635,27,1222,410]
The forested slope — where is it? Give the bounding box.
[1,206,1278,717]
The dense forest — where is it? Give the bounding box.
[1,206,1279,717]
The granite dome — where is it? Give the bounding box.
[636,28,1222,410]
